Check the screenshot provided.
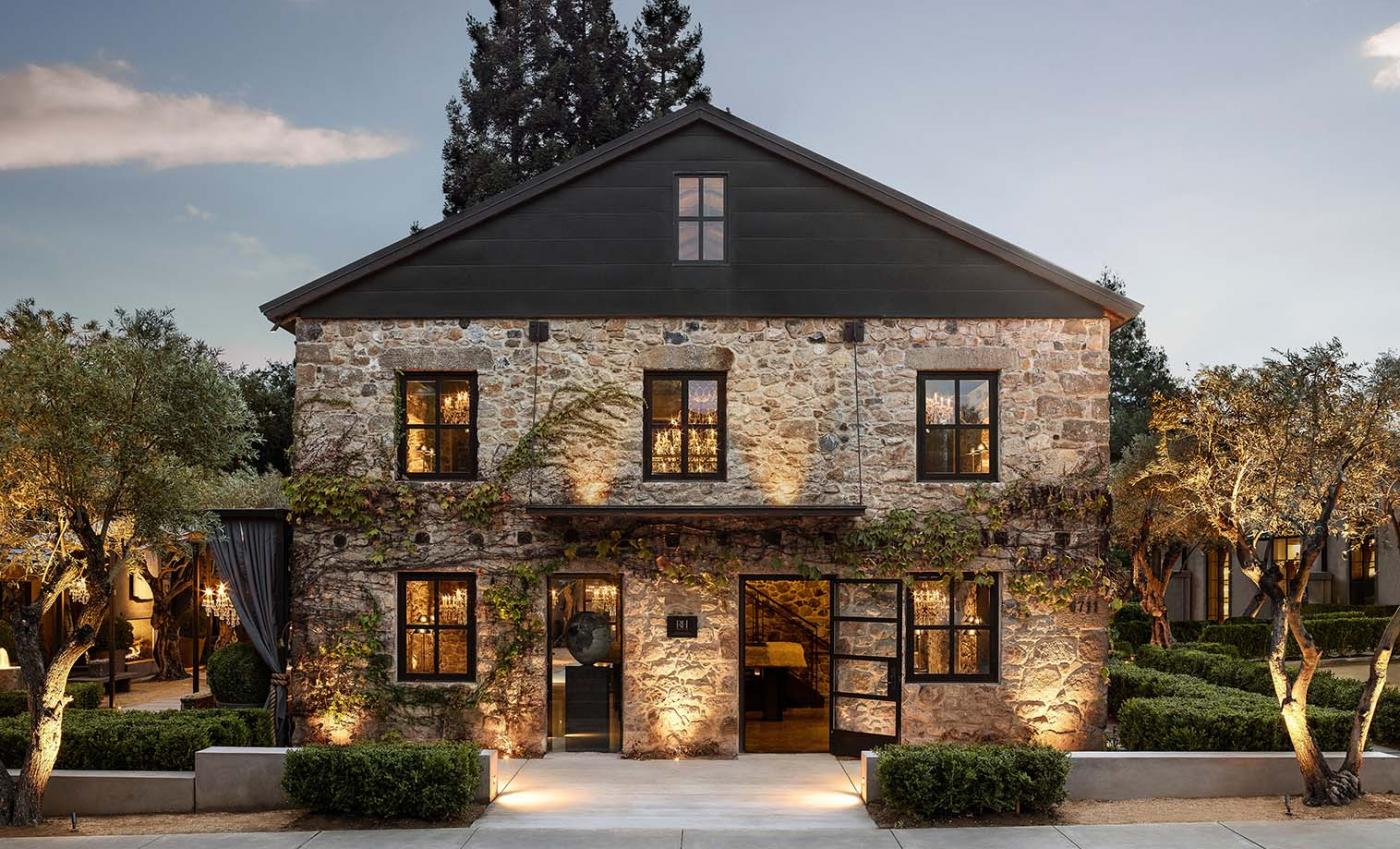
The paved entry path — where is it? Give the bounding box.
[477,752,874,830]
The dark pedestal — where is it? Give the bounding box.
[565,664,613,752]
[758,667,789,721]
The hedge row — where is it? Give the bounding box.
[876,743,1069,818]
[1113,619,1206,651]
[283,742,481,821]
[0,683,103,718]
[1108,663,1352,751]
[0,708,272,771]
[1134,645,1400,746]
[1200,618,1399,660]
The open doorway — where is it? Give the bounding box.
[547,575,622,752]
[740,577,831,753]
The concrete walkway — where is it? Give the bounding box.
[477,752,874,830]
[4,821,1400,848]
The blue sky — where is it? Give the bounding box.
[1,1,1397,370]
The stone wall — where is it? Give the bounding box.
[288,316,1112,755]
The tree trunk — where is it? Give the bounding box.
[1341,607,1400,785]
[143,558,190,681]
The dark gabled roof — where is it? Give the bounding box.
[261,102,1143,328]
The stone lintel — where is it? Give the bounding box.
[638,346,735,371]
[380,348,495,371]
[904,347,1018,372]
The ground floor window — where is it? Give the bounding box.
[1350,535,1378,606]
[906,572,998,682]
[397,572,476,681]
[1205,547,1230,622]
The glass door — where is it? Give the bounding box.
[829,579,901,757]
[547,575,622,752]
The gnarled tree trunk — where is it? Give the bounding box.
[142,551,192,681]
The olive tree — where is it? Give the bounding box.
[0,302,250,825]
[1110,434,1209,647]
[1150,342,1400,805]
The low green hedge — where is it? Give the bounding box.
[1134,646,1400,745]
[1171,641,1239,657]
[877,743,1069,818]
[0,708,272,770]
[1108,663,1352,751]
[0,683,103,718]
[1302,604,1397,618]
[1199,622,1272,658]
[283,742,481,820]
[1170,621,1206,643]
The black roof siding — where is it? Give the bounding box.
[263,105,1141,326]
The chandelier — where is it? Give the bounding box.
[924,391,955,425]
[439,586,471,621]
[201,582,240,629]
[912,582,947,622]
[585,581,617,613]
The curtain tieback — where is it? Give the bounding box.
[270,672,290,687]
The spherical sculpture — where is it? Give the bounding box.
[566,611,613,665]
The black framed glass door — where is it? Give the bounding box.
[547,575,622,752]
[829,579,901,757]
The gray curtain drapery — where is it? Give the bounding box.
[208,511,291,745]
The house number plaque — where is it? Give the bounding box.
[666,614,698,638]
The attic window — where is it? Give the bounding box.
[678,175,724,262]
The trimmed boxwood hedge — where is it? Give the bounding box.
[1134,645,1400,746]
[283,742,481,820]
[0,683,103,718]
[208,642,272,706]
[1108,663,1352,751]
[877,743,1069,818]
[1170,641,1239,657]
[0,707,272,770]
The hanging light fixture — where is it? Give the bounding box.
[201,582,240,629]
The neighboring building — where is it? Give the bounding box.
[262,103,1142,757]
[1167,529,1400,623]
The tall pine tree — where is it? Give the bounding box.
[442,0,708,215]
[1101,270,1178,461]
[632,0,709,119]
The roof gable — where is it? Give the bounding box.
[261,103,1142,327]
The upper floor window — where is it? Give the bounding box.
[400,373,478,478]
[677,175,724,262]
[643,371,725,479]
[907,572,999,682]
[917,372,997,481]
[398,572,476,681]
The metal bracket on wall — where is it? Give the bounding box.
[843,320,865,343]
[528,320,550,343]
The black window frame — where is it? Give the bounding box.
[397,571,477,682]
[675,173,727,263]
[642,370,727,480]
[398,372,480,480]
[1349,534,1378,606]
[1204,546,1230,622]
[916,371,999,482]
[905,571,1000,683]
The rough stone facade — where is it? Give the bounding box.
[288,316,1111,755]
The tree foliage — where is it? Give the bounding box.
[441,0,708,214]
[1100,271,1178,461]
[1146,341,1400,804]
[233,361,294,475]
[0,301,251,824]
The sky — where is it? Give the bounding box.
[1,1,1397,371]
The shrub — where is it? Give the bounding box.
[1109,662,1351,751]
[1134,645,1400,746]
[0,708,273,770]
[877,743,1069,818]
[1170,621,1206,643]
[1114,621,1150,650]
[1113,602,1149,624]
[283,742,481,820]
[0,683,103,718]
[1200,622,1271,658]
[92,616,135,652]
[207,643,271,706]
[1305,617,1397,657]
[1302,604,1397,618]
[1171,641,1239,657]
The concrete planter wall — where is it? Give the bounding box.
[859,749,1400,803]
[9,747,499,816]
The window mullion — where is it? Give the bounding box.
[680,379,691,474]
[431,578,441,675]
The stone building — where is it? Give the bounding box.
[262,103,1142,758]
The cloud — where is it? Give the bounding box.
[1363,22,1400,90]
[226,231,319,282]
[0,63,408,170]
[182,203,214,221]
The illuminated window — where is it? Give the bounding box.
[906,573,998,682]
[1349,535,1378,606]
[1205,547,1230,622]
[399,373,478,478]
[1269,536,1303,571]
[643,371,725,479]
[397,572,475,681]
[677,175,725,262]
[917,372,998,481]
